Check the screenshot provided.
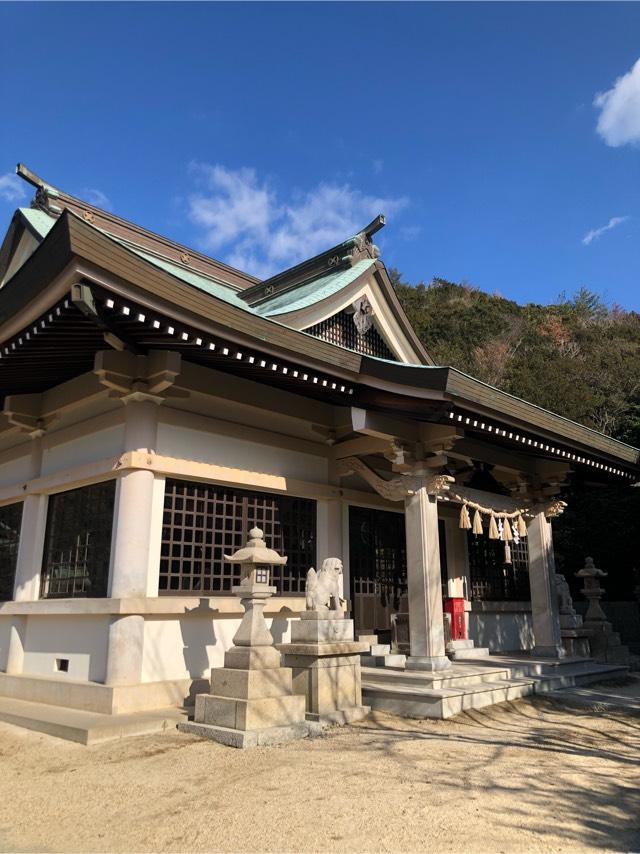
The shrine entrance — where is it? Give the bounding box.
[348,506,448,638]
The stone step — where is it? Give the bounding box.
[450,654,597,679]
[364,678,535,719]
[0,696,187,745]
[446,640,475,651]
[362,659,629,719]
[448,647,491,660]
[357,634,379,646]
[361,654,406,669]
[369,644,391,656]
[362,664,513,691]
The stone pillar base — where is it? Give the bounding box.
[532,644,566,659]
[280,640,370,725]
[406,655,452,672]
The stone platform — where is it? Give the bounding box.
[362,653,629,719]
[0,695,188,744]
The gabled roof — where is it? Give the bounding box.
[255,260,376,316]
[0,164,638,480]
[1,165,433,365]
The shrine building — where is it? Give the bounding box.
[0,164,637,723]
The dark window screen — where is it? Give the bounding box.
[467,532,530,601]
[0,502,23,601]
[40,481,116,599]
[160,479,316,595]
[349,506,407,609]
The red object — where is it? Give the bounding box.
[444,597,466,640]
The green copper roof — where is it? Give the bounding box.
[127,246,254,311]
[19,207,56,239]
[255,259,376,317]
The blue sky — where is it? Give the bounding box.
[1,2,639,307]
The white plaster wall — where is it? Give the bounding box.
[0,455,32,489]
[141,613,294,682]
[22,616,109,682]
[41,426,125,477]
[157,424,328,484]
[468,609,534,652]
[0,617,12,670]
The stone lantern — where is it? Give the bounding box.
[574,556,630,665]
[179,527,309,748]
[225,527,286,652]
[575,556,608,623]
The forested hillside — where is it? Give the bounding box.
[392,271,640,597]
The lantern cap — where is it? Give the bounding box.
[575,556,607,578]
[225,527,288,565]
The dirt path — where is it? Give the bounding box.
[1,694,639,853]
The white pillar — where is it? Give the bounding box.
[316,497,345,598]
[4,440,46,674]
[105,614,145,685]
[105,400,162,686]
[528,511,565,658]
[404,487,451,671]
[108,401,163,598]
[13,494,48,602]
[5,617,27,674]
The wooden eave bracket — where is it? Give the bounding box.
[3,393,58,438]
[94,349,187,404]
[335,454,454,501]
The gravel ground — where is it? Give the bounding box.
[1,690,639,854]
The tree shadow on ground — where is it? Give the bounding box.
[345,695,640,851]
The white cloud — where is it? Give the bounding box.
[81,187,112,211]
[0,172,27,204]
[187,162,408,278]
[582,216,629,246]
[594,58,640,147]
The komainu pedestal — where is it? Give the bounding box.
[279,558,370,726]
[179,528,309,748]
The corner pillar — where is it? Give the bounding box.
[106,400,163,686]
[105,614,145,686]
[5,617,27,674]
[528,510,565,658]
[404,486,451,671]
[108,400,163,599]
[13,494,48,602]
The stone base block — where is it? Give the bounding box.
[446,639,475,651]
[370,643,391,656]
[533,645,566,659]
[211,667,292,700]
[305,705,370,726]
[560,613,583,629]
[357,634,378,646]
[448,647,490,660]
[223,646,281,671]
[195,691,306,730]
[406,655,452,672]
[291,619,354,643]
[281,648,365,720]
[300,609,344,621]
[179,719,313,748]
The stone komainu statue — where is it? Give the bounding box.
[305,558,346,616]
